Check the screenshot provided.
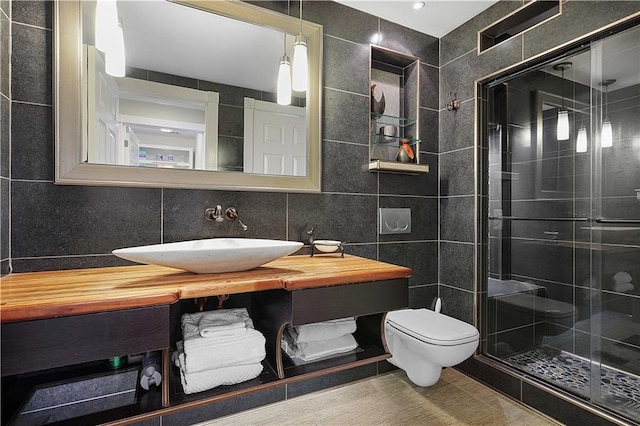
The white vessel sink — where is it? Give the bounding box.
[112,238,303,274]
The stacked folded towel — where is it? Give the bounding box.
[282,317,358,363]
[173,308,266,394]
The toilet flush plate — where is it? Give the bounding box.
[379,208,411,234]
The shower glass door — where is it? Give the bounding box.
[482,23,640,423]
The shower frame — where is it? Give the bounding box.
[473,13,640,425]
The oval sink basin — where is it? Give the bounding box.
[112,238,303,274]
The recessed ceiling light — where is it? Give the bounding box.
[160,128,173,133]
[413,1,425,10]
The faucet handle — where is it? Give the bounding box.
[225,207,248,231]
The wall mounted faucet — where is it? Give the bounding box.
[204,205,224,222]
[225,207,248,231]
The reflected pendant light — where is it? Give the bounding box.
[277,34,292,106]
[554,62,572,141]
[576,124,588,153]
[291,0,308,92]
[600,79,616,148]
[95,0,119,53]
[105,20,125,77]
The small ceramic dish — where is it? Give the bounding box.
[312,240,342,253]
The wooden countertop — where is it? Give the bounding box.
[0,255,411,323]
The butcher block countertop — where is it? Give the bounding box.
[0,254,411,323]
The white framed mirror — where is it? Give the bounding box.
[55,0,322,192]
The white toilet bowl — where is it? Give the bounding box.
[384,308,479,387]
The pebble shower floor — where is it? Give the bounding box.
[507,347,640,421]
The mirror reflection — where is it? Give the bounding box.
[81,0,308,177]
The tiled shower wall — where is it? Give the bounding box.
[3,1,440,312]
[440,0,640,423]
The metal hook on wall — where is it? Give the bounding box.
[445,92,460,111]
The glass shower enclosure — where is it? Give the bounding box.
[481,23,640,422]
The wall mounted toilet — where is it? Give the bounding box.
[384,308,479,387]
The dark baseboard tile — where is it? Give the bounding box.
[161,385,286,426]
[455,355,522,401]
[286,363,377,399]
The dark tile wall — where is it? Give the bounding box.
[0,0,9,275]
[4,0,439,421]
[7,0,440,314]
[441,0,640,424]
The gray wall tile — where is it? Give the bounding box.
[11,182,162,258]
[440,196,475,243]
[439,284,474,324]
[11,102,52,180]
[420,63,439,110]
[303,1,378,45]
[321,141,378,194]
[324,36,370,95]
[419,108,439,153]
[1,11,9,97]
[11,22,51,104]
[163,190,287,242]
[379,241,438,287]
[1,177,8,261]
[323,88,369,145]
[408,284,438,309]
[12,0,50,28]
[440,147,475,196]
[1,95,8,178]
[439,102,475,152]
[439,241,474,292]
[378,19,439,66]
[288,193,377,244]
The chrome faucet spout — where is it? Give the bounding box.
[205,205,224,222]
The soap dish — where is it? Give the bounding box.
[311,240,344,257]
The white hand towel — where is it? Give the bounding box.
[181,308,254,341]
[292,317,357,343]
[177,362,263,395]
[177,328,266,373]
[283,331,358,362]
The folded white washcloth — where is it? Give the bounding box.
[177,362,263,395]
[292,317,357,343]
[282,331,358,362]
[181,308,254,341]
[177,328,266,373]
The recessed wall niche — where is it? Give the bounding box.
[369,46,429,174]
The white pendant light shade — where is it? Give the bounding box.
[277,55,292,106]
[292,36,308,92]
[95,0,119,53]
[601,119,613,148]
[105,23,125,77]
[557,109,569,140]
[576,125,587,153]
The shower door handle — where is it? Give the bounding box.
[594,218,640,224]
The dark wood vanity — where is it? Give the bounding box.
[1,255,410,425]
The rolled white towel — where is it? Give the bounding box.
[282,331,358,362]
[181,308,254,341]
[292,317,357,343]
[177,328,266,373]
[612,271,634,293]
[177,362,263,395]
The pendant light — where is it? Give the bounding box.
[105,20,125,77]
[576,124,588,153]
[277,34,292,106]
[600,79,615,148]
[291,0,308,92]
[95,0,119,53]
[553,62,572,141]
